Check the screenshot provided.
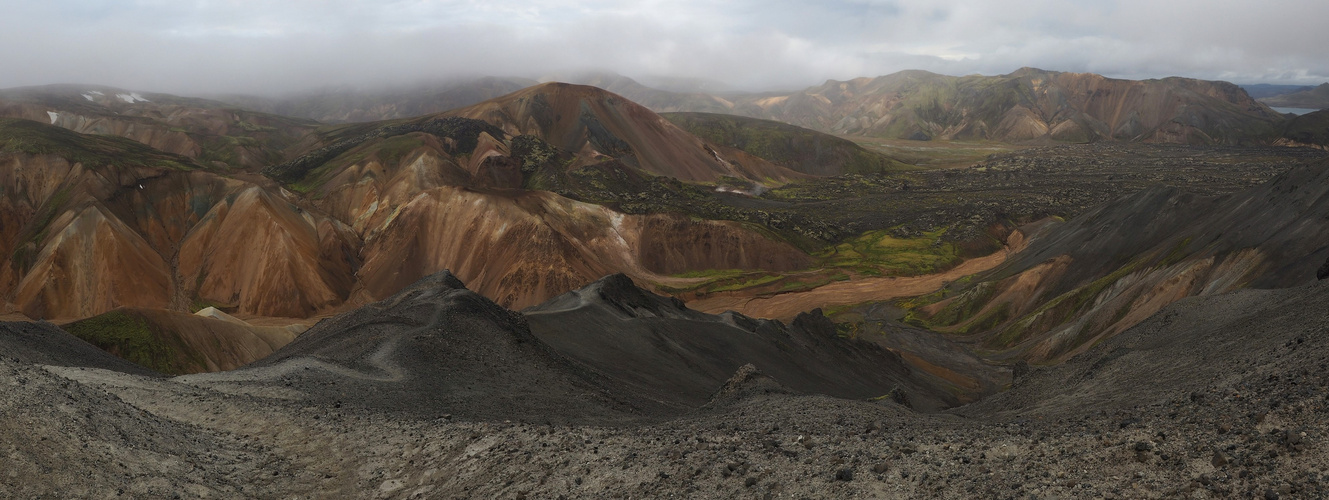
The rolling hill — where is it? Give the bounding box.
[1259,83,1329,109]
[723,68,1286,144]
[662,112,914,175]
[1279,109,1329,149]
[0,85,318,170]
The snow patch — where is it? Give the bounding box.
[115,92,150,104]
[87,90,103,96]
[714,185,767,196]
[46,111,59,124]
[608,212,630,249]
[82,93,95,101]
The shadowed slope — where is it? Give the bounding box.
[1280,109,1329,149]
[525,273,984,412]
[59,308,298,375]
[188,271,647,424]
[912,158,1329,362]
[0,320,158,375]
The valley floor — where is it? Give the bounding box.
[688,245,1014,321]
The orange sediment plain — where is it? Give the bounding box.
[687,247,1012,321]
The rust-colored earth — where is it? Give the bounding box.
[688,247,1014,321]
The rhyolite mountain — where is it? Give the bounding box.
[0,83,833,325]
[216,69,1291,146]
[445,82,806,182]
[719,68,1285,144]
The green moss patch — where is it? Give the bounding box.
[0,118,196,171]
[61,310,206,375]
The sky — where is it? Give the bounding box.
[2,0,1327,96]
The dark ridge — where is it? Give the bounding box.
[578,102,633,158]
[229,270,645,424]
[526,274,968,412]
[592,273,692,319]
[790,308,838,336]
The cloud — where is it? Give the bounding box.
[2,0,1326,95]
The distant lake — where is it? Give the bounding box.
[1272,107,1322,115]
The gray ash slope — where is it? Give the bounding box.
[184,271,646,424]
[0,353,280,498]
[963,280,1329,420]
[5,273,1329,497]
[989,156,1329,297]
[0,320,159,376]
[184,270,935,424]
[910,156,1329,363]
[526,273,973,412]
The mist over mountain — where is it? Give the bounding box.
[7,2,1329,498]
[4,1,1328,96]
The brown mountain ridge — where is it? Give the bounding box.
[2,84,826,324]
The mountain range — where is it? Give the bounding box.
[203,69,1293,146]
[1,83,829,327]
[1,69,1326,370]
[4,67,1329,497]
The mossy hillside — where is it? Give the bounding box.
[1283,109,1329,148]
[0,118,196,171]
[661,112,912,175]
[61,309,207,375]
[814,227,961,277]
[661,228,958,296]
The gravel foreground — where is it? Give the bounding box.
[4,281,1329,499]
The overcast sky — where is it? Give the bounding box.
[3,0,1326,95]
